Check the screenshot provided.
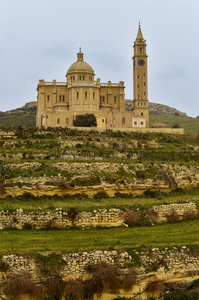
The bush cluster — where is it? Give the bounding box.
[73,114,97,127]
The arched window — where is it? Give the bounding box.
[63,95,65,102]
[59,95,62,102]
[47,95,50,102]
[66,118,69,125]
[122,117,125,125]
[93,92,95,99]
[57,118,60,125]
[141,112,143,117]
[85,91,87,98]
[140,47,142,53]
[76,91,79,98]
[114,96,116,103]
[79,76,81,80]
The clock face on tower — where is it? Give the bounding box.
[138,59,145,66]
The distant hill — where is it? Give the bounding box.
[0,100,198,135]
[125,99,187,117]
[0,102,37,127]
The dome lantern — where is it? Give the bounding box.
[67,49,94,76]
[77,48,84,61]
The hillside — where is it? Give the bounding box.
[1,101,199,136]
[0,127,199,299]
[0,101,37,127]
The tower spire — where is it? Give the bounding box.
[136,22,144,41]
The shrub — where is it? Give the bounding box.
[54,178,70,189]
[144,189,157,198]
[22,223,33,230]
[73,114,97,127]
[0,259,10,272]
[147,261,160,272]
[124,209,140,227]
[71,176,101,187]
[146,280,165,293]
[86,262,121,294]
[136,170,146,180]
[84,279,97,299]
[166,281,184,291]
[163,290,198,300]
[35,253,63,275]
[168,209,180,223]
[157,170,177,188]
[65,280,84,300]
[68,207,78,224]
[94,191,109,199]
[172,123,180,128]
[122,274,136,291]
[45,272,65,300]
[3,271,44,299]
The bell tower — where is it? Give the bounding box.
[132,23,149,128]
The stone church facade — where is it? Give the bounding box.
[36,24,149,129]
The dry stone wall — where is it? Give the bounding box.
[152,202,198,222]
[0,208,124,229]
[1,247,199,279]
[0,203,197,229]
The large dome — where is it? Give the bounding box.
[67,49,94,74]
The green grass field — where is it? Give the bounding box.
[0,219,199,254]
[150,114,199,135]
[1,188,199,212]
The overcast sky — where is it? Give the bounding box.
[0,0,199,117]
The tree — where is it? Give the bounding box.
[73,114,97,127]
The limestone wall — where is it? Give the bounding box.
[152,202,198,222]
[67,126,185,135]
[1,246,199,299]
[0,208,123,229]
[1,247,199,278]
[0,203,197,229]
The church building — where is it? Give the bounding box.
[36,24,149,129]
